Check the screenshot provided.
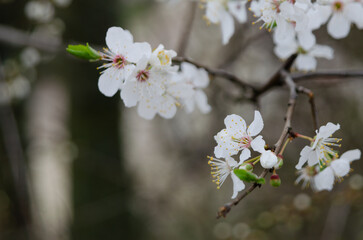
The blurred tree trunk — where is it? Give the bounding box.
[57,1,145,239]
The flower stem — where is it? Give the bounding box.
[296,133,314,142]
[245,155,261,163]
[279,138,291,155]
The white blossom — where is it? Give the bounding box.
[274,39,334,71]
[98,27,151,97]
[296,122,341,169]
[121,56,167,108]
[176,62,211,114]
[149,44,177,69]
[310,0,363,39]
[208,149,251,198]
[314,149,361,191]
[214,111,264,158]
[295,165,319,189]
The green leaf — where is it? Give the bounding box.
[66,43,101,60]
[233,169,265,184]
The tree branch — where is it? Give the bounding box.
[292,70,363,82]
[297,86,318,131]
[216,62,299,219]
[251,54,297,101]
[173,56,256,91]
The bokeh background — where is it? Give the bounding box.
[1,0,363,239]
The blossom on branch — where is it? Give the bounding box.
[296,122,341,170]
[176,62,211,114]
[274,40,334,71]
[214,111,264,158]
[98,27,151,97]
[208,149,251,198]
[314,149,361,191]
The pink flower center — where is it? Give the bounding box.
[333,1,343,11]
[239,136,252,148]
[136,70,150,82]
[113,55,126,69]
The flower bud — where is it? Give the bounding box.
[274,155,284,170]
[239,162,254,172]
[270,174,281,187]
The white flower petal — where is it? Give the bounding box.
[297,30,316,50]
[308,150,319,166]
[327,13,351,39]
[137,99,157,120]
[309,45,334,59]
[220,10,234,45]
[239,148,251,164]
[224,114,247,135]
[295,54,317,71]
[105,27,133,54]
[123,64,135,81]
[331,159,350,177]
[344,2,363,29]
[307,4,331,30]
[228,1,247,23]
[317,122,340,139]
[247,111,264,136]
[156,95,177,119]
[194,69,210,88]
[98,67,123,97]
[260,150,278,169]
[226,156,238,167]
[231,172,245,199]
[195,90,211,114]
[274,41,298,59]
[296,146,312,169]
[340,149,361,163]
[274,17,295,44]
[206,2,223,24]
[251,135,265,153]
[125,42,152,63]
[314,167,334,191]
[120,81,138,107]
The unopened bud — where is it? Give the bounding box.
[270,174,281,187]
[240,162,254,171]
[274,155,283,170]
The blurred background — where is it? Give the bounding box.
[0,0,363,239]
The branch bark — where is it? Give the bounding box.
[173,56,256,90]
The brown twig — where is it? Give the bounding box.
[251,54,298,101]
[173,56,256,91]
[292,70,363,82]
[297,86,318,131]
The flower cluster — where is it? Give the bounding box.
[203,0,363,71]
[295,123,361,191]
[208,111,278,198]
[97,27,211,119]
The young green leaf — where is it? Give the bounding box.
[66,43,101,60]
[233,169,265,184]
